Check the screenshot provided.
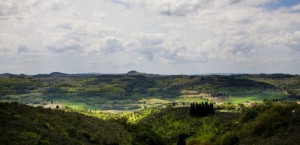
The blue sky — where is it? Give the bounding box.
[266,0,300,9]
[0,0,300,74]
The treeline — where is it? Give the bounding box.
[189,102,215,117]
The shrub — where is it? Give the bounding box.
[220,132,239,145]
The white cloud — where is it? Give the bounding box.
[46,36,84,53]
[134,0,278,16]
[0,33,28,53]
[130,33,165,60]
[44,0,65,11]
[0,0,66,19]
[64,9,80,18]
[279,31,300,51]
[93,11,106,20]
[0,0,20,17]
[56,20,74,30]
[99,37,124,54]
[133,0,207,16]
[0,0,300,74]
[157,0,205,16]
[291,4,300,11]
[17,45,29,53]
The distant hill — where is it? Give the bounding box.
[0,72,299,110]
[127,70,139,74]
[0,73,18,77]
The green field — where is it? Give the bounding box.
[227,92,289,104]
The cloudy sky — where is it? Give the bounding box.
[0,0,300,74]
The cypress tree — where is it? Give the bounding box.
[198,102,202,117]
[190,103,196,116]
[189,103,192,116]
[201,102,205,117]
[205,102,209,116]
[193,103,196,116]
[190,103,194,116]
[190,101,215,117]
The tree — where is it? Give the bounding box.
[189,103,195,116]
[190,101,215,117]
[56,105,59,109]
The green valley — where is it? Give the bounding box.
[1,72,299,111]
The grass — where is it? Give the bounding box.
[175,97,208,103]
[187,123,216,144]
[227,92,289,104]
[180,89,199,94]
[139,98,170,104]
[65,102,92,110]
[61,98,145,111]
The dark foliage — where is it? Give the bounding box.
[0,102,131,145]
[1,102,300,145]
[130,128,166,145]
[215,102,300,145]
[189,102,215,117]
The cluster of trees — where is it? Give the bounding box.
[218,101,300,145]
[0,77,39,96]
[189,102,215,117]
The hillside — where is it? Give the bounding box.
[0,73,299,110]
[1,101,300,145]
[0,102,131,145]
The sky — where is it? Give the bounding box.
[0,0,300,75]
